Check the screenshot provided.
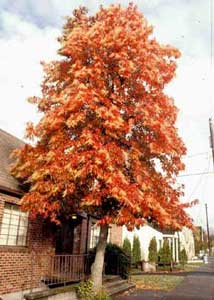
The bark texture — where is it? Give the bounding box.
[91,224,108,292]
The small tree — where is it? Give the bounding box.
[148,237,158,263]
[132,235,141,266]
[159,239,171,265]
[179,248,188,267]
[123,237,132,257]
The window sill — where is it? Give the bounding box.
[0,245,29,252]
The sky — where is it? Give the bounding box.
[0,0,213,230]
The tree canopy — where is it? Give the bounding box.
[11,4,194,230]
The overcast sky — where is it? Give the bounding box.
[0,0,213,230]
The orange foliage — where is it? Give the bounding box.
[11,4,193,229]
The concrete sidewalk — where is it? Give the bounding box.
[115,257,214,300]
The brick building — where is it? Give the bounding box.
[0,129,98,299]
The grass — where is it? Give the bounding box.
[131,274,184,291]
[130,268,144,274]
[131,261,204,274]
[175,262,203,272]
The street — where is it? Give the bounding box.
[115,257,214,300]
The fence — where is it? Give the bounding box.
[30,254,93,290]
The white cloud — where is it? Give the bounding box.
[0,10,60,138]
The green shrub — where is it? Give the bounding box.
[179,248,188,266]
[77,280,110,300]
[77,280,94,300]
[105,243,130,279]
[123,237,132,256]
[158,239,171,265]
[88,243,130,279]
[148,237,158,263]
[132,235,141,266]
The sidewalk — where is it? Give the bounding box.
[114,257,214,300]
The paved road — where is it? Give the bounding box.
[164,257,214,300]
[115,257,214,300]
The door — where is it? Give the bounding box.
[55,220,75,254]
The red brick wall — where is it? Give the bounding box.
[0,192,55,295]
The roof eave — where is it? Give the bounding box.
[0,185,23,197]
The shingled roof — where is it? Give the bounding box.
[0,128,24,195]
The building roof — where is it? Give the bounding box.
[0,128,24,195]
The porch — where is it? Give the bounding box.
[28,213,93,290]
[29,215,131,290]
[29,252,130,290]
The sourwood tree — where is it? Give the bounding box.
[11,4,195,292]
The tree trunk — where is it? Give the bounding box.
[91,224,108,293]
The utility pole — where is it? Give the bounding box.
[208,118,214,256]
[205,203,211,255]
[209,118,214,170]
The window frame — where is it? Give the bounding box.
[89,222,111,249]
[0,202,29,247]
[90,223,100,249]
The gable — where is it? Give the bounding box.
[0,128,24,195]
